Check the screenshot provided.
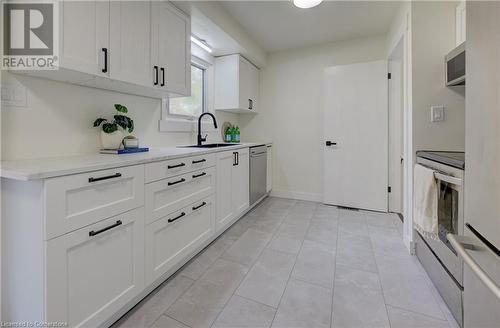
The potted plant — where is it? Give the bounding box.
[93,104,134,149]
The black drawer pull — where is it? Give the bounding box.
[168,178,185,186]
[89,220,122,237]
[168,163,186,169]
[102,48,108,73]
[192,172,207,179]
[168,212,185,223]
[192,159,206,164]
[88,173,122,183]
[153,66,159,85]
[192,201,207,211]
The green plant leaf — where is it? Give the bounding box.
[102,122,118,134]
[128,119,134,133]
[93,118,107,127]
[114,104,128,113]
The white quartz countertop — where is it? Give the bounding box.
[0,142,272,181]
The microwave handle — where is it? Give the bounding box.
[434,172,463,186]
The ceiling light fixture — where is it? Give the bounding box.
[293,0,323,9]
[191,35,212,53]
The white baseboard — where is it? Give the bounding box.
[270,189,323,202]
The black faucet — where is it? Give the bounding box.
[197,112,218,146]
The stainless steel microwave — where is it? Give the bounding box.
[445,42,466,86]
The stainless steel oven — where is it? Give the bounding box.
[416,154,465,327]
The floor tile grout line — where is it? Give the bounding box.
[209,201,298,328]
[385,304,452,324]
[330,209,341,328]
[268,204,316,328]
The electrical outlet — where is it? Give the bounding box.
[431,105,445,122]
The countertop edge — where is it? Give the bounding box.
[1,143,269,181]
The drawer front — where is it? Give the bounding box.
[45,165,145,240]
[145,153,215,183]
[46,207,145,327]
[145,196,215,284]
[145,166,215,224]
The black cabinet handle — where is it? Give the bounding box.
[192,159,206,164]
[89,220,122,237]
[88,172,122,183]
[192,172,207,179]
[168,212,185,223]
[161,67,165,87]
[248,99,253,110]
[168,178,185,186]
[233,152,237,166]
[168,163,185,169]
[236,152,239,165]
[153,66,159,85]
[192,201,207,211]
[325,141,337,146]
[102,48,108,73]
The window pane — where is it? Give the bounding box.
[169,65,204,117]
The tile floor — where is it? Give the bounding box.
[113,197,459,328]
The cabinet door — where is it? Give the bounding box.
[266,145,272,193]
[46,208,144,327]
[59,0,109,76]
[152,1,190,95]
[216,150,235,231]
[145,196,215,284]
[238,56,259,111]
[110,0,152,87]
[232,148,250,216]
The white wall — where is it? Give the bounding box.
[240,36,387,201]
[1,72,239,161]
[412,1,465,153]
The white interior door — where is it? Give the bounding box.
[323,60,388,212]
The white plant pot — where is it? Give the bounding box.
[100,130,124,149]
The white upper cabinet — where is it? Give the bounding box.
[215,54,260,114]
[152,1,191,96]
[59,0,110,77]
[109,0,152,88]
[17,0,191,99]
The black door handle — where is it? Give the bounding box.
[248,99,253,110]
[192,172,207,179]
[153,66,159,85]
[325,141,337,146]
[168,178,185,186]
[192,159,206,164]
[102,48,108,73]
[161,67,165,87]
[88,172,122,183]
[192,201,207,211]
[168,212,185,223]
[89,220,122,237]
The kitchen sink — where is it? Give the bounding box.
[180,143,237,148]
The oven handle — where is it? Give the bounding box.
[434,172,462,186]
[447,233,500,299]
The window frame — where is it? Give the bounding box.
[166,57,209,120]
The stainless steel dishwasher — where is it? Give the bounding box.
[250,145,267,206]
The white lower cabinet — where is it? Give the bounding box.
[145,196,215,284]
[216,148,250,232]
[2,148,252,327]
[46,207,145,327]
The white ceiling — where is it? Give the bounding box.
[220,1,401,52]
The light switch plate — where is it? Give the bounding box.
[431,105,445,122]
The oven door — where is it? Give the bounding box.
[423,171,464,285]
